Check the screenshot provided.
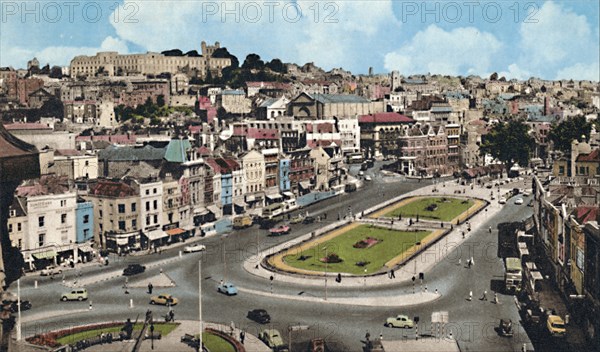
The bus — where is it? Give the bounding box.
[262,202,284,219]
[346,152,364,164]
[504,257,523,293]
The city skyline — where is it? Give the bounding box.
[1,0,599,81]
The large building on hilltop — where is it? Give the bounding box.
[70,41,231,78]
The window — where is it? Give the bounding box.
[83,229,90,239]
[99,210,103,218]
[83,215,90,224]
[559,166,565,175]
[131,203,137,212]
[146,202,150,211]
[146,217,150,226]
[38,216,45,227]
[9,210,15,217]
[579,166,586,175]
[118,204,125,213]
[132,219,137,229]
[153,215,158,223]
[61,214,67,224]
[17,223,21,231]
[17,239,22,249]
[118,221,126,230]
[153,200,158,210]
[146,189,150,195]
[8,224,12,232]
[153,188,157,194]
[60,200,66,207]
[85,160,89,166]
[38,233,45,247]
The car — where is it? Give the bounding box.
[486,183,493,189]
[10,300,32,313]
[61,288,88,301]
[546,315,566,338]
[302,216,316,224]
[150,294,178,306]
[385,314,414,328]
[123,264,146,276]
[269,225,291,236]
[40,265,62,276]
[217,282,238,296]
[358,171,364,177]
[183,244,206,253]
[289,215,304,224]
[260,329,286,350]
[364,175,372,181]
[522,190,531,197]
[514,198,524,205]
[247,309,271,324]
[498,197,507,204]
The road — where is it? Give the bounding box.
[17,164,536,351]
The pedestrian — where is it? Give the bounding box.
[168,310,175,322]
[467,259,472,268]
[390,269,395,279]
[148,282,153,294]
[336,273,342,283]
[488,226,492,234]
[494,293,499,304]
[240,330,245,344]
[481,290,487,301]
[462,231,465,239]
[468,290,472,301]
[458,258,462,266]
[470,257,475,266]
[379,333,383,341]
[230,321,235,336]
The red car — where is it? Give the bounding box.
[269,225,290,236]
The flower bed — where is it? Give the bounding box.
[353,237,381,249]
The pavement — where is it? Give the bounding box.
[84,320,271,352]
[239,177,521,306]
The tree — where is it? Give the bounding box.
[548,115,592,153]
[242,54,264,70]
[489,72,498,81]
[49,66,63,79]
[157,94,166,107]
[266,58,286,73]
[212,48,239,68]
[216,107,228,120]
[479,119,534,175]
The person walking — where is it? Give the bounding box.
[468,290,473,301]
[489,226,492,234]
[148,282,153,294]
[240,330,245,344]
[390,269,395,279]
[494,292,499,304]
[481,290,488,301]
[470,257,475,267]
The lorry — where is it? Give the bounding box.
[233,215,252,229]
[504,257,523,293]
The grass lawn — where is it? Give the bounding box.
[201,332,236,352]
[56,323,178,345]
[383,197,474,221]
[284,225,430,274]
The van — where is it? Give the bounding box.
[61,288,88,301]
[233,215,252,229]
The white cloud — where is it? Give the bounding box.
[1,36,129,68]
[556,63,600,81]
[517,1,599,78]
[498,64,532,81]
[383,25,502,76]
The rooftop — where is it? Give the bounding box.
[358,112,413,124]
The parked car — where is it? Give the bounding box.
[358,171,364,177]
[233,215,253,229]
[302,216,316,224]
[123,264,146,276]
[217,282,238,296]
[247,309,271,324]
[183,244,206,253]
[150,294,178,306]
[385,314,414,328]
[61,288,88,301]
[514,198,524,205]
[364,175,372,181]
[309,338,328,352]
[498,197,507,204]
[546,315,566,338]
[497,319,514,337]
[290,215,304,224]
[10,300,32,313]
[260,329,286,350]
[40,265,62,276]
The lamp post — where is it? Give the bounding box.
[222,234,228,282]
[198,258,203,351]
[324,245,328,301]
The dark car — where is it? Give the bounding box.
[247,309,271,324]
[302,216,316,224]
[10,300,32,313]
[123,264,146,276]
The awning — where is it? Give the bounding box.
[299,181,311,189]
[194,207,209,216]
[531,271,543,281]
[115,237,129,245]
[78,245,94,253]
[144,229,169,241]
[245,195,256,202]
[32,250,57,260]
[183,225,196,231]
[283,191,295,198]
[207,205,220,215]
[266,193,282,201]
[234,201,245,208]
[166,228,185,236]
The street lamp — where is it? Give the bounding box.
[198,258,203,351]
[222,233,229,282]
[324,245,329,301]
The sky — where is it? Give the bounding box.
[1,0,599,81]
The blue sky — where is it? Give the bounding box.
[1,0,598,81]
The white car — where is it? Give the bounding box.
[40,265,62,276]
[514,198,524,205]
[522,190,531,197]
[498,197,507,204]
[183,244,206,253]
[364,175,372,181]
